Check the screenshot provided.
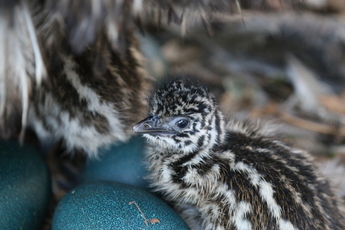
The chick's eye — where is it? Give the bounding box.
[176,119,189,129]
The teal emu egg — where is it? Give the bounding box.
[52,182,190,230]
[0,139,51,230]
[82,136,149,189]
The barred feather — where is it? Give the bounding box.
[0,0,46,139]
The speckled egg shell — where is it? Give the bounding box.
[52,182,190,230]
[0,139,51,230]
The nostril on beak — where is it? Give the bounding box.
[133,115,162,133]
[143,123,151,129]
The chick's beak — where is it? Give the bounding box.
[133,116,176,135]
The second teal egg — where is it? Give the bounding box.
[82,136,149,189]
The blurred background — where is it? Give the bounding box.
[2,0,345,228]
